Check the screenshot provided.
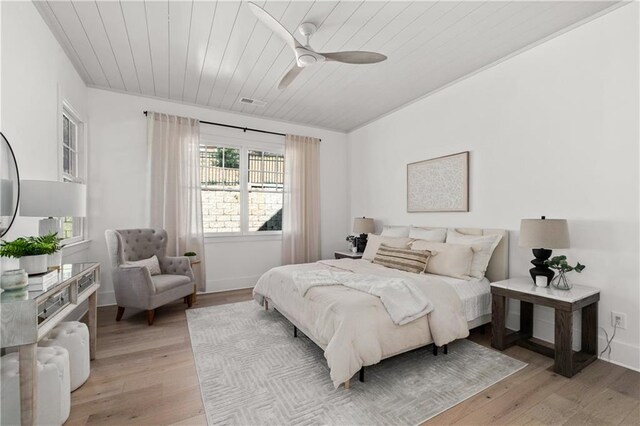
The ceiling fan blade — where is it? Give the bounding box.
[278,66,304,89]
[321,51,387,64]
[247,2,300,50]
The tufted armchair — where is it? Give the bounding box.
[105,228,195,325]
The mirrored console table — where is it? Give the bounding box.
[1,263,100,426]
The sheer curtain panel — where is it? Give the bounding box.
[282,134,321,264]
[147,112,206,291]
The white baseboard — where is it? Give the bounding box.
[97,290,116,307]
[205,275,260,293]
[97,277,257,307]
[506,310,640,372]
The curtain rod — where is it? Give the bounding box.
[143,111,321,141]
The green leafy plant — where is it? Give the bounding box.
[0,233,64,258]
[345,235,356,245]
[544,255,586,273]
[183,251,197,257]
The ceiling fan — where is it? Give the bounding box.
[247,2,388,89]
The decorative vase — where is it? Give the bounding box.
[19,254,48,275]
[186,255,197,263]
[1,269,28,291]
[550,270,572,290]
[48,252,62,271]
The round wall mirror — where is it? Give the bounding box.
[0,132,20,237]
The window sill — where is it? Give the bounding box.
[204,234,282,244]
[61,239,91,256]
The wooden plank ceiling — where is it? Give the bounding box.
[35,1,619,131]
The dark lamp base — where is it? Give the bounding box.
[356,233,368,253]
[529,248,555,286]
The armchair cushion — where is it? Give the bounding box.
[152,274,191,293]
[125,255,161,275]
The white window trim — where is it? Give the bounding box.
[200,134,284,238]
[58,92,88,246]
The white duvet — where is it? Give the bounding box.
[292,269,434,325]
[253,259,469,388]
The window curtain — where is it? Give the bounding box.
[282,134,321,264]
[147,112,206,291]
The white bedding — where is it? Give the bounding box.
[436,275,491,322]
[253,259,470,388]
[292,269,434,325]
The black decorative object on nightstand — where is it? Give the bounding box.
[529,248,554,284]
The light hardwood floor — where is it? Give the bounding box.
[69,289,640,425]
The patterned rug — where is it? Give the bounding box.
[186,301,526,425]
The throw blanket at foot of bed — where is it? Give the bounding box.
[253,259,469,388]
[293,269,433,325]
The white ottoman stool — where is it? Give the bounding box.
[1,346,71,426]
[40,321,90,391]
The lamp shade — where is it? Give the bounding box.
[353,217,375,234]
[519,218,570,249]
[20,180,86,218]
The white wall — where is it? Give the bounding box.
[348,4,639,370]
[0,1,89,265]
[86,88,349,305]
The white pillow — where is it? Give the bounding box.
[445,229,502,279]
[408,226,446,242]
[380,225,410,238]
[410,240,475,280]
[124,255,162,276]
[362,234,413,261]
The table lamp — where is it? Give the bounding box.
[519,216,570,286]
[353,217,374,252]
[20,180,87,236]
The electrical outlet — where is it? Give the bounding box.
[611,311,627,329]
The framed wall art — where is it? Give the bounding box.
[407,151,469,212]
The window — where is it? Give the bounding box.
[200,140,284,235]
[60,104,85,244]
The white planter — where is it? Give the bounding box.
[47,252,62,271]
[19,254,48,275]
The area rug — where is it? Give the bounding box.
[186,301,526,425]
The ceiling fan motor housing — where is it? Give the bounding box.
[295,47,325,67]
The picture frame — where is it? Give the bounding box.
[407,151,469,212]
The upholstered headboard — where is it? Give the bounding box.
[396,226,509,282]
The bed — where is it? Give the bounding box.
[253,228,509,389]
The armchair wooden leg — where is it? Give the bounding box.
[147,309,155,326]
[187,294,193,308]
[116,306,125,322]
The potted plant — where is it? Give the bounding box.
[544,255,586,290]
[345,235,357,253]
[37,233,65,271]
[0,233,60,275]
[184,251,198,262]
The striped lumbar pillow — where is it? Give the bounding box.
[372,244,431,274]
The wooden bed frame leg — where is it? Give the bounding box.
[433,344,438,356]
[359,367,365,382]
[264,299,269,310]
[444,344,448,355]
[293,326,298,337]
[344,380,350,390]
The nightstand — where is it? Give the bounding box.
[490,277,600,378]
[334,251,363,260]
